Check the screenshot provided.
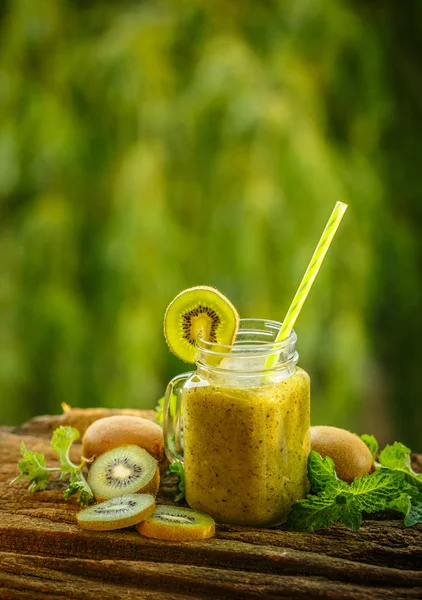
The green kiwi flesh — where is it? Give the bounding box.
[137,504,215,541]
[87,445,159,501]
[77,493,156,531]
[164,286,239,363]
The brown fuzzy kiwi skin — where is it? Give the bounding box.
[163,286,239,364]
[137,516,215,542]
[77,496,156,531]
[82,415,165,469]
[310,426,374,483]
[94,461,160,503]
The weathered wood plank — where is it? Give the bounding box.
[2,509,422,585]
[1,552,422,600]
[1,411,421,600]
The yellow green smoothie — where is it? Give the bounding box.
[182,367,310,526]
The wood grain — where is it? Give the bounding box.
[0,411,421,600]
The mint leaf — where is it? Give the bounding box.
[405,491,422,526]
[379,442,422,489]
[335,495,362,531]
[348,469,403,512]
[388,482,422,527]
[379,442,412,470]
[289,436,421,533]
[307,451,347,494]
[287,464,404,532]
[388,493,411,515]
[169,461,186,501]
[360,434,378,460]
[286,492,340,532]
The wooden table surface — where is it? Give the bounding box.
[1,410,421,600]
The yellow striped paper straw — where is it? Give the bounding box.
[265,201,348,368]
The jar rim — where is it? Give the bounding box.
[195,318,297,355]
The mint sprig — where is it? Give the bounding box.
[388,483,422,527]
[360,434,378,460]
[307,451,347,494]
[11,426,94,506]
[378,442,422,489]
[287,437,422,533]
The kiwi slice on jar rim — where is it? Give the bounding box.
[77,493,156,531]
[137,505,216,541]
[87,445,159,501]
[164,286,239,363]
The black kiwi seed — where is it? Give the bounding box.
[87,445,159,501]
[163,286,239,363]
[77,493,156,531]
[137,504,216,541]
[182,306,220,345]
[93,498,138,515]
[104,456,143,488]
[155,514,195,524]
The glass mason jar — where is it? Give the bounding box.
[163,318,310,527]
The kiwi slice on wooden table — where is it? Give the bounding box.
[87,445,159,501]
[164,286,239,363]
[77,493,155,531]
[137,505,216,541]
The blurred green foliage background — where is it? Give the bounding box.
[1,0,421,448]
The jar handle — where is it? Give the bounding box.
[163,372,192,464]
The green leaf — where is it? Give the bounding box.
[289,436,421,533]
[307,451,347,494]
[286,492,340,532]
[11,441,56,492]
[50,427,93,504]
[405,492,422,526]
[65,472,94,506]
[388,482,422,527]
[12,427,94,505]
[360,434,378,460]
[169,460,186,501]
[379,442,422,489]
[388,493,411,516]
[379,441,412,470]
[51,426,80,470]
[335,495,362,531]
[348,469,404,512]
[287,467,404,532]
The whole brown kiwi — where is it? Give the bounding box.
[82,415,165,470]
[310,425,374,483]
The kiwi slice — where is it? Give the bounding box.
[87,445,159,501]
[164,286,239,363]
[77,493,156,531]
[137,505,215,541]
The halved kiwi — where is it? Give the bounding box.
[164,286,239,363]
[87,445,159,501]
[77,493,156,531]
[137,505,215,541]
